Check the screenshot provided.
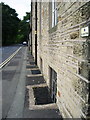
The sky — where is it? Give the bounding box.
[0,0,31,20]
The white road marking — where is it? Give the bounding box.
[0,47,22,69]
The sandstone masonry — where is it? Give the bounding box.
[31,1,90,118]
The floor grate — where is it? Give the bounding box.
[33,87,53,105]
[31,70,41,74]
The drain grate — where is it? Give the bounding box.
[26,65,38,69]
[33,87,53,105]
[30,61,35,65]
[31,70,41,74]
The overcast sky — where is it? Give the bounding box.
[0,0,31,20]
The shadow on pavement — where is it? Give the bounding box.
[24,53,62,118]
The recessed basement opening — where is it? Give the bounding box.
[31,70,41,74]
[30,61,35,65]
[26,65,38,69]
[33,86,53,105]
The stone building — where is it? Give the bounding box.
[30,0,90,118]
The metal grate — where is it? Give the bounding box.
[33,87,53,105]
[26,65,38,69]
[31,70,41,74]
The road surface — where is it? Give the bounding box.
[0,46,21,64]
[2,46,27,118]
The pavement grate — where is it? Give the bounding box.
[26,65,38,69]
[30,61,35,65]
[33,87,53,105]
[31,70,41,74]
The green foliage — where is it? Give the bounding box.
[1,2,30,46]
[1,2,20,46]
[17,12,30,43]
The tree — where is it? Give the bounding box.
[1,2,30,45]
[1,2,20,46]
[17,12,30,43]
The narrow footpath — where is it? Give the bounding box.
[23,50,62,118]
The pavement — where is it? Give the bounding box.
[23,51,62,119]
[2,47,62,119]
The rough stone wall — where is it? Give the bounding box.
[32,2,35,59]
[32,1,90,118]
[37,2,50,82]
[51,2,90,118]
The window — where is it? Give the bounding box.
[49,67,57,103]
[52,0,57,28]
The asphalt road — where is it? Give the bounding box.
[2,46,27,118]
[1,46,21,64]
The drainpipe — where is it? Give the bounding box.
[35,1,37,65]
[31,1,32,55]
